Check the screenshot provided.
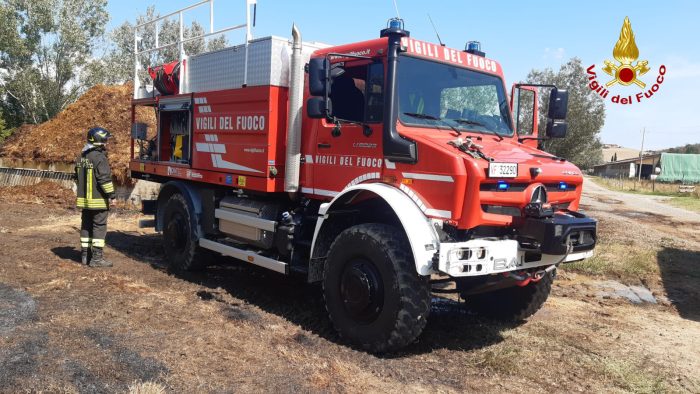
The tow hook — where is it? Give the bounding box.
[505,264,557,287]
[531,264,557,282]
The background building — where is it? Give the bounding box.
[593,152,700,183]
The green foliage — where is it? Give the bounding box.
[526,58,605,169]
[0,110,10,144]
[0,0,108,127]
[88,6,228,85]
[666,143,700,154]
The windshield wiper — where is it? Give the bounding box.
[452,118,486,127]
[403,112,462,136]
[403,112,439,120]
[452,118,504,141]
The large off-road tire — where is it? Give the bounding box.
[462,272,554,321]
[162,193,210,272]
[323,224,431,353]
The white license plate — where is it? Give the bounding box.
[489,162,518,178]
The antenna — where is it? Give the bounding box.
[392,0,401,19]
[428,14,445,46]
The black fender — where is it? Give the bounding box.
[155,181,204,239]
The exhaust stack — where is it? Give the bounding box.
[284,24,303,194]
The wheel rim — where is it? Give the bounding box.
[165,211,188,253]
[339,258,384,323]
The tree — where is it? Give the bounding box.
[0,0,108,127]
[88,6,228,85]
[667,143,700,154]
[526,58,605,169]
[0,110,10,145]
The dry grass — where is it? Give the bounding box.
[597,358,667,393]
[591,176,700,198]
[567,241,659,281]
[667,196,700,213]
[128,381,166,394]
[2,201,700,392]
[562,211,664,283]
[591,176,700,213]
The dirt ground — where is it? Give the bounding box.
[1,181,699,393]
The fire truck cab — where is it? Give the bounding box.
[129,1,596,352]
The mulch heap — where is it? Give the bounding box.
[0,180,76,207]
[0,83,156,184]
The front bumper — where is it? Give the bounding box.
[437,212,596,277]
[519,211,597,255]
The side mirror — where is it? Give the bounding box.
[546,119,567,138]
[547,89,569,120]
[308,58,330,97]
[307,97,332,119]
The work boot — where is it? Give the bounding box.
[81,247,91,265]
[89,247,113,268]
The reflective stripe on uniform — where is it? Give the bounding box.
[101,182,114,193]
[92,239,105,247]
[80,237,92,247]
[76,197,108,209]
[87,168,93,200]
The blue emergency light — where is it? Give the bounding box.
[465,41,485,57]
[497,181,509,190]
[559,182,568,190]
[388,18,404,30]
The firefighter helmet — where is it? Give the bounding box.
[87,127,111,145]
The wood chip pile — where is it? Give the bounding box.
[1,83,156,184]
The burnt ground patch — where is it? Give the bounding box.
[658,247,700,322]
[0,283,37,335]
[82,328,169,384]
[0,330,48,389]
[107,228,513,355]
[63,359,111,394]
[196,289,263,324]
[105,230,167,269]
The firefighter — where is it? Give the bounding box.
[75,127,116,267]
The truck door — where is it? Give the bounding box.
[310,60,385,197]
[511,85,539,149]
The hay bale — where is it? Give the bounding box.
[0,83,156,184]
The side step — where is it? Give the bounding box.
[199,238,288,274]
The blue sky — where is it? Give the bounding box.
[107,0,700,150]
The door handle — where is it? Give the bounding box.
[317,143,331,149]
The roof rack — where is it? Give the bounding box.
[133,0,257,99]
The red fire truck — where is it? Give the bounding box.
[130,1,596,352]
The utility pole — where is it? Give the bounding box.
[636,127,646,189]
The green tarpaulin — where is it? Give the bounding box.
[658,153,700,183]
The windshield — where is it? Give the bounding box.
[397,55,513,136]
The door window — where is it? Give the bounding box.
[329,62,383,123]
